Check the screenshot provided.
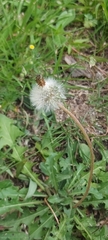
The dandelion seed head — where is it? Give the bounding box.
[30,77,66,112]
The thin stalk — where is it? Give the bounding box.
[42,111,53,143]
[59,103,94,208]
[44,198,59,225]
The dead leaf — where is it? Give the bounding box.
[63,54,92,78]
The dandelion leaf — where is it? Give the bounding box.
[0,114,23,149]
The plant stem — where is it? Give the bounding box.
[59,103,94,208]
[42,111,53,143]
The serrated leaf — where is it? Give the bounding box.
[99,182,108,195]
[54,216,67,240]
[0,185,19,199]
[59,157,70,171]
[30,214,54,239]
[15,207,48,227]
[0,114,23,149]
[0,207,48,231]
[84,199,108,208]
[0,179,12,189]
[40,162,49,175]
[40,153,59,190]
[16,160,27,176]
[48,194,63,204]
[74,215,93,240]
[22,161,45,191]
[0,199,43,215]
[98,171,108,182]
[35,142,50,157]
[101,149,108,162]
[90,187,103,199]
[25,179,37,199]
[0,231,29,240]
[68,163,84,190]
[12,145,26,161]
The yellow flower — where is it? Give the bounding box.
[29,44,35,50]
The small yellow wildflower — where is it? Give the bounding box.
[29,44,35,50]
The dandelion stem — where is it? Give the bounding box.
[59,103,94,208]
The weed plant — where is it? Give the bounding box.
[0,0,108,239]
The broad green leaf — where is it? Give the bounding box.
[30,214,54,239]
[0,199,43,215]
[93,159,106,174]
[0,185,19,199]
[99,182,108,196]
[79,143,90,162]
[35,142,50,157]
[40,162,49,175]
[98,171,108,182]
[53,34,66,48]
[12,145,26,161]
[59,157,71,171]
[45,154,58,190]
[101,149,108,162]
[40,212,54,228]
[16,160,27,176]
[40,153,60,190]
[57,173,72,182]
[84,199,108,208]
[0,231,29,240]
[13,207,48,229]
[0,114,23,149]
[57,9,75,28]
[25,179,37,199]
[89,187,103,199]
[23,161,45,191]
[48,194,63,204]
[0,179,12,189]
[74,215,93,240]
[0,207,48,231]
[54,216,67,240]
[68,164,84,190]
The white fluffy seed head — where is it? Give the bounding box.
[30,77,66,112]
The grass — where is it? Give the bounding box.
[0,0,108,239]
